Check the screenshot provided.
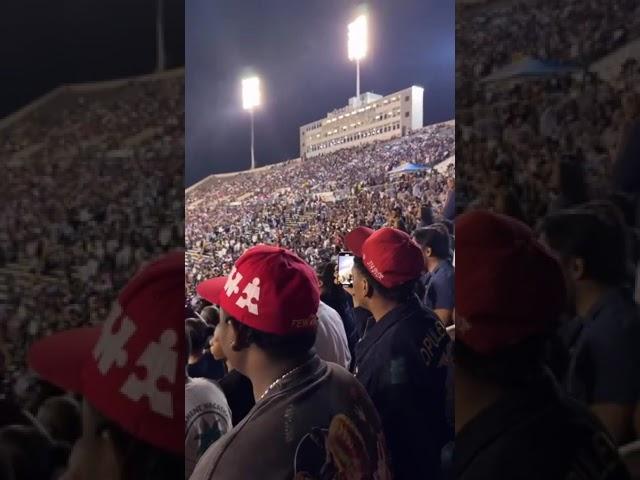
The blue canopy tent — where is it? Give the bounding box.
[388,162,429,175]
[482,56,580,83]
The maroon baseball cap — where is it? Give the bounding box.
[455,211,567,355]
[196,245,320,335]
[344,226,424,288]
[28,252,184,455]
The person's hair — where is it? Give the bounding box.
[538,207,628,286]
[92,409,183,480]
[0,424,69,480]
[318,261,342,296]
[420,204,434,226]
[353,256,419,303]
[199,305,220,326]
[228,317,317,361]
[185,318,214,355]
[557,157,588,207]
[413,226,450,259]
[454,335,556,388]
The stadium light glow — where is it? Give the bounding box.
[348,15,368,61]
[348,15,368,101]
[241,76,261,169]
[242,76,261,111]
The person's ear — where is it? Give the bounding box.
[362,277,374,299]
[425,247,433,258]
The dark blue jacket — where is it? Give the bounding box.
[355,296,454,480]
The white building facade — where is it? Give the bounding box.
[300,85,424,158]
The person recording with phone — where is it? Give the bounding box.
[340,226,454,480]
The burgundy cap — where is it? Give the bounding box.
[345,227,424,288]
[28,252,185,455]
[197,245,320,335]
[455,211,566,355]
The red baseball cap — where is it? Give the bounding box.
[28,251,185,455]
[455,211,567,355]
[196,245,320,335]
[344,227,424,288]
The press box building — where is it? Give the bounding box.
[299,85,424,158]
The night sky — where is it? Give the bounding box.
[0,0,184,119]
[186,0,454,186]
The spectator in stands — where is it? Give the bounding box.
[455,210,630,479]
[210,320,256,427]
[186,318,225,381]
[538,205,640,445]
[186,318,214,366]
[191,245,391,480]
[442,178,455,221]
[414,225,455,326]
[2,73,184,398]
[344,226,453,480]
[316,260,357,364]
[199,305,219,326]
[0,424,69,480]
[26,253,184,480]
[185,324,231,479]
[202,305,255,426]
[315,301,351,369]
[418,203,435,228]
[185,122,454,300]
[35,395,82,446]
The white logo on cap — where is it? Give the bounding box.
[121,329,177,418]
[366,259,385,280]
[235,277,261,315]
[93,303,136,375]
[224,266,243,297]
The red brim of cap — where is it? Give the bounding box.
[27,326,101,394]
[344,227,374,257]
[196,276,227,305]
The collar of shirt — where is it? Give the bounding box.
[581,288,621,324]
[357,296,423,357]
[259,353,326,403]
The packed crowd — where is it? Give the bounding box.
[0,72,185,398]
[183,119,456,479]
[455,0,640,478]
[457,0,640,224]
[458,0,639,80]
[186,122,454,295]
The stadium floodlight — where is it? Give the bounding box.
[241,76,261,169]
[348,14,367,100]
[242,76,261,111]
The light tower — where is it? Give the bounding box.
[241,76,261,170]
[348,14,368,102]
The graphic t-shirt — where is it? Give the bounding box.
[186,377,232,479]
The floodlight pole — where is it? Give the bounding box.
[356,59,360,100]
[156,0,166,72]
[250,109,255,170]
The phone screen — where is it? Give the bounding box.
[338,252,355,288]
